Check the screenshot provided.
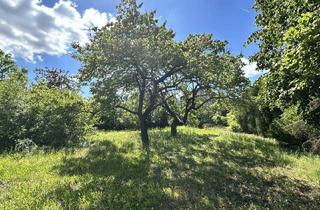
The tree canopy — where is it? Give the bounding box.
[248,0,320,126]
[73,0,187,148]
[161,34,248,136]
[73,0,248,148]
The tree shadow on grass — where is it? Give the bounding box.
[152,132,320,209]
[46,131,320,209]
[46,140,176,209]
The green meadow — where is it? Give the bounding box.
[1,127,319,209]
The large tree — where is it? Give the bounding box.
[248,0,320,126]
[161,35,248,136]
[73,0,185,149]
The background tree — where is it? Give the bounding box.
[73,0,185,149]
[161,35,249,136]
[35,67,76,90]
[245,0,320,152]
[0,49,93,151]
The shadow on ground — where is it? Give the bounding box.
[46,131,320,209]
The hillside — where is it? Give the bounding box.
[0,127,319,209]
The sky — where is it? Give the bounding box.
[0,0,264,84]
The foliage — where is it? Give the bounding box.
[73,0,185,148]
[23,85,94,148]
[0,51,27,151]
[229,79,320,151]
[227,80,281,136]
[248,0,320,127]
[161,35,249,135]
[227,111,242,132]
[14,139,38,154]
[0,49,19,79]
[0,49,93,151]
[277,9,320,126]
[187,101,228,128]
[270,105,320,150]
[0,78,26,150]
[95,104,168,131]
[96,107,139,130]
[149,107,169,128]
[0,127,319,209]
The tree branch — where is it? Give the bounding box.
[116,105,138,115]
[161,93,182,122]
[156,65,184,84]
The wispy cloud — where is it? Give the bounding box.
[240,8,250,14]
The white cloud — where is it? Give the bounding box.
[241,58,266,78]
[83,8,116,29]
[0,0,114,62]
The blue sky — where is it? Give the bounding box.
[0,0,261,82]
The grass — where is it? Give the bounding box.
[0,127,319,209]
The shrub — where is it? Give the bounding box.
[303,136,320,155]
[23,85,93,148]
[14,139,38,154]
[270,106,320,148]
[212,115,228,127]
[227,111,242,132]
[97,109,139,130]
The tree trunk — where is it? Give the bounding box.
[198,121,204,129]
[171,119,179,137]
[140,118,150,150]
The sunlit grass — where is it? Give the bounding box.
[0,127,319,209]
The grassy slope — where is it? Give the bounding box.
[0,127,319,209]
